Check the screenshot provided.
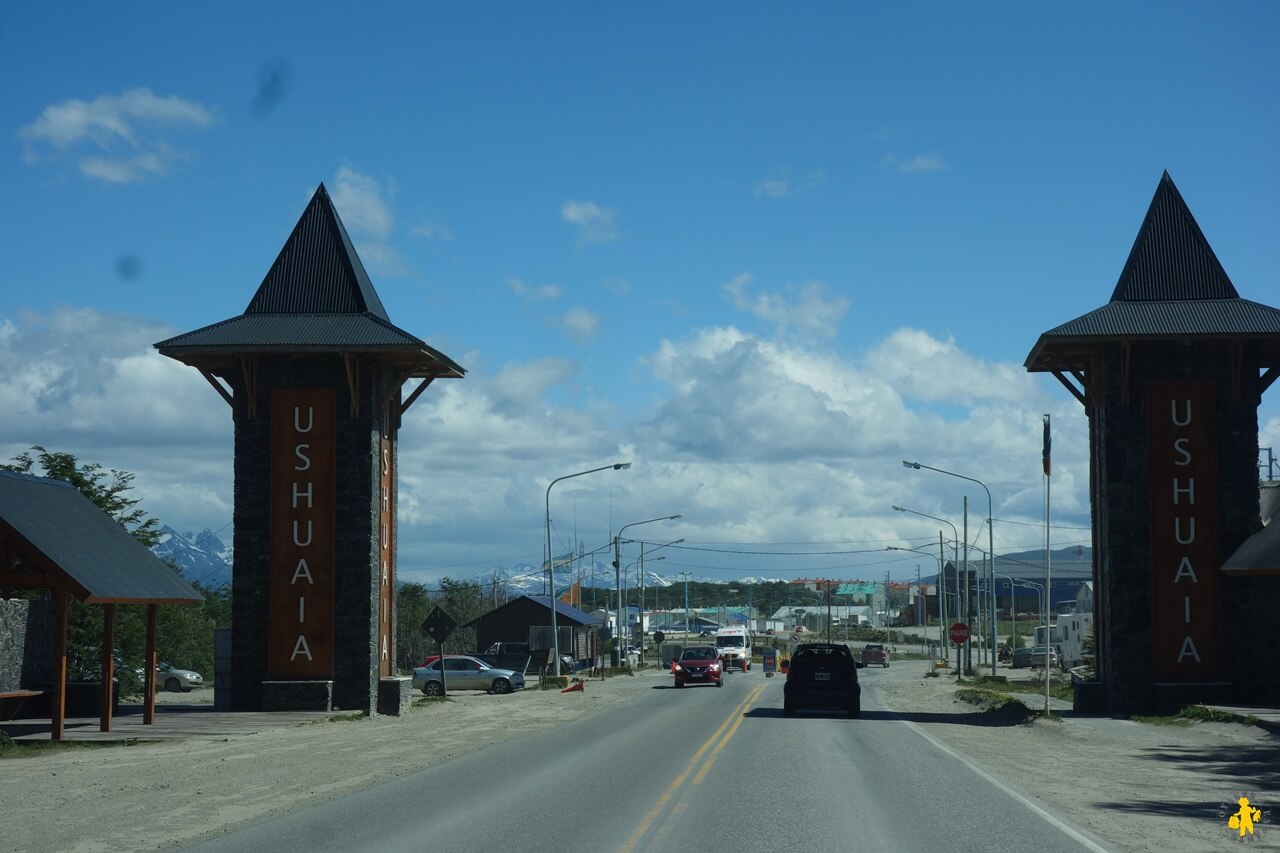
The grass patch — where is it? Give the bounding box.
[1129,705,1259,727]
[954,686,1061,723]
[1129,714,1194,727]
[1,736,146,759]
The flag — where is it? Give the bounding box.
[1042,413,1051,476]
[558,580,581,608]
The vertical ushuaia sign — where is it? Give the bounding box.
[378,436,395,676]
[1147,379,1221,680]
[270,389,336,678]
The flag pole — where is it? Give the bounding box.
[1043,413,1052,714]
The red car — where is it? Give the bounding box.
[673,645,723,688]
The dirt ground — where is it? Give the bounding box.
[3,662,1277,852]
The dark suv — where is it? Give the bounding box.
[783,642,861,717]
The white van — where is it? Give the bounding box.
[714,626,752,672]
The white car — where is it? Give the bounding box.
[156,662,204,692]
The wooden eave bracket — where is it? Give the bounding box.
[239,357,258,421]
[400,375,436,416]
[344,353,361,418]
[1049,369,1087,407]
[1260,365,1280,396]
[199,368,234,409]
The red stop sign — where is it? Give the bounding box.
[949,622,971,645]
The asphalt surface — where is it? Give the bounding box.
[187,666,1116,853]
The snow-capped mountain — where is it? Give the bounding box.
[152,525,232,588]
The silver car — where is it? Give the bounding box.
[412,655,525,696]
[156,662,204,692]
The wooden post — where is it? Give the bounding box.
[100,603,115,732]
[144,604,158,724]
[51,587,68,741]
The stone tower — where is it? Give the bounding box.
[1026,172,1280,714]
[156,185,464,712]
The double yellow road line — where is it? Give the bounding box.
[619,682,769,852]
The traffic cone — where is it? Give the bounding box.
[561,678,585,693]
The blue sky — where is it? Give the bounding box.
[2,3,1278,588]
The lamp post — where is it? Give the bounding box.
[613,515,682,667]
[679,571,693,637]
[887,546,945,654]
[545,462,631,676]
[903,460,997,677]
[633,538,683,664]
[892,505,959,639]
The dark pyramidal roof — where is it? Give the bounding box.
[1026,172,1280,371]
[155,185,464,376]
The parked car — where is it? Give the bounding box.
[672,646,723,688]
[156,662,204,692]
[784,642,861,717]
[1011,645,1059,670]
[861,643,891,668]
[412,655,525,696]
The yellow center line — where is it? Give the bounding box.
[618,682,769,852]
[692,683,766,784]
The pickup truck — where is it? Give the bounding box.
[860,644,891,668]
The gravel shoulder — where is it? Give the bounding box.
[4,663,1278,852]
[864,660,1280,852]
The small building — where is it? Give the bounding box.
[468,596,600,666]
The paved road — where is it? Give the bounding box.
[188,667,1115,852]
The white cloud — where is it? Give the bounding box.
[865,328,1037,404]
[328,166,406,276]
[506,277,562,301]
[754,169,826,198]
[0,307,232,535]
[562,307,599,343]
[561,199,618,245]
[0,305,1105,586]
[881,152,946,174]
[17,88,216,183]
[723,273,850,340]
[411,218,454,241]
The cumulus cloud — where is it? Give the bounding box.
[561,199,618,245]
[411,218,454,241]
[506,277,562,301]
[880,152,946,174]
[17,88,216,183]
[0,307,232,534]
[328,166,407,276]
[723,273,850,340]
[0,303,1108,585]
[561,307,599,343]
[865,328,1037,404]
[753,169,826,199]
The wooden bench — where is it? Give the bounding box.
[0,689,46,721]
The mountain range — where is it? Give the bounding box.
[152,525,233,588]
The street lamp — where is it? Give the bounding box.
[892,505,960,653]
[903,460,997,677]
[545,462,631,676]
[631,538,683,664]
[887,546,945,654]
[679,571,693,636]
[614,514,682,666]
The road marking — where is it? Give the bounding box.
[900,718,1116,853]
[692,683,765,784]
[618,682,768,852]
